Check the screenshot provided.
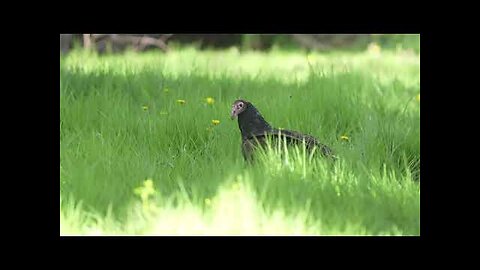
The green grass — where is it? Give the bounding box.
[60,46,420,235]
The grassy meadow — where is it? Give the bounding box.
[60,45,420,235]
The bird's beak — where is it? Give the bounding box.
[230,107,237,120]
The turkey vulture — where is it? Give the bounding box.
[230,99,336,162]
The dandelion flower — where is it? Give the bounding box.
[367,42,381,54]
[211,119,220,125]
[340,135,350,141]
[204,198,212,206]
[134,179,156,201]
[176,99,186,105]
[144,179,154,190]
[206,97,215,105]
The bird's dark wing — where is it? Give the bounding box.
[242,129,336,161]
[272,129,336,158]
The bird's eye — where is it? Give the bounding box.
[239,103,243,108]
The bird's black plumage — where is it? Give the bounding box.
[231,99,335,162]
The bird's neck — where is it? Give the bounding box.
[238,107,272,139]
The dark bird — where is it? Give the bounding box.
[230,99,335,162]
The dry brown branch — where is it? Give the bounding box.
[160,34,173,42]
[87,34,170,52]
[290,34,333,51]
[136,35,169,51]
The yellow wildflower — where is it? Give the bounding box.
[134,179,156,201]
[204,198,212,206]
[206,97,215,105]
[142,105,148,111]
[144,179,154,190]
[211,119,220,125]
[176,99,186,105]
[340,135,350,141]
[367,42,381,54]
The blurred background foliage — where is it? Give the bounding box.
[60,34,420,55]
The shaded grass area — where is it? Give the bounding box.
[60,48,420,235]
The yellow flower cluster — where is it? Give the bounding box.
[134,179,155,199]
[206,97,215,105]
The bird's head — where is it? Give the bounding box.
[230,99,272,139]
[230,99,250,120]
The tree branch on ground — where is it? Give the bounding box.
[290,34,333,51]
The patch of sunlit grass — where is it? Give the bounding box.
[60,46,420,236]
